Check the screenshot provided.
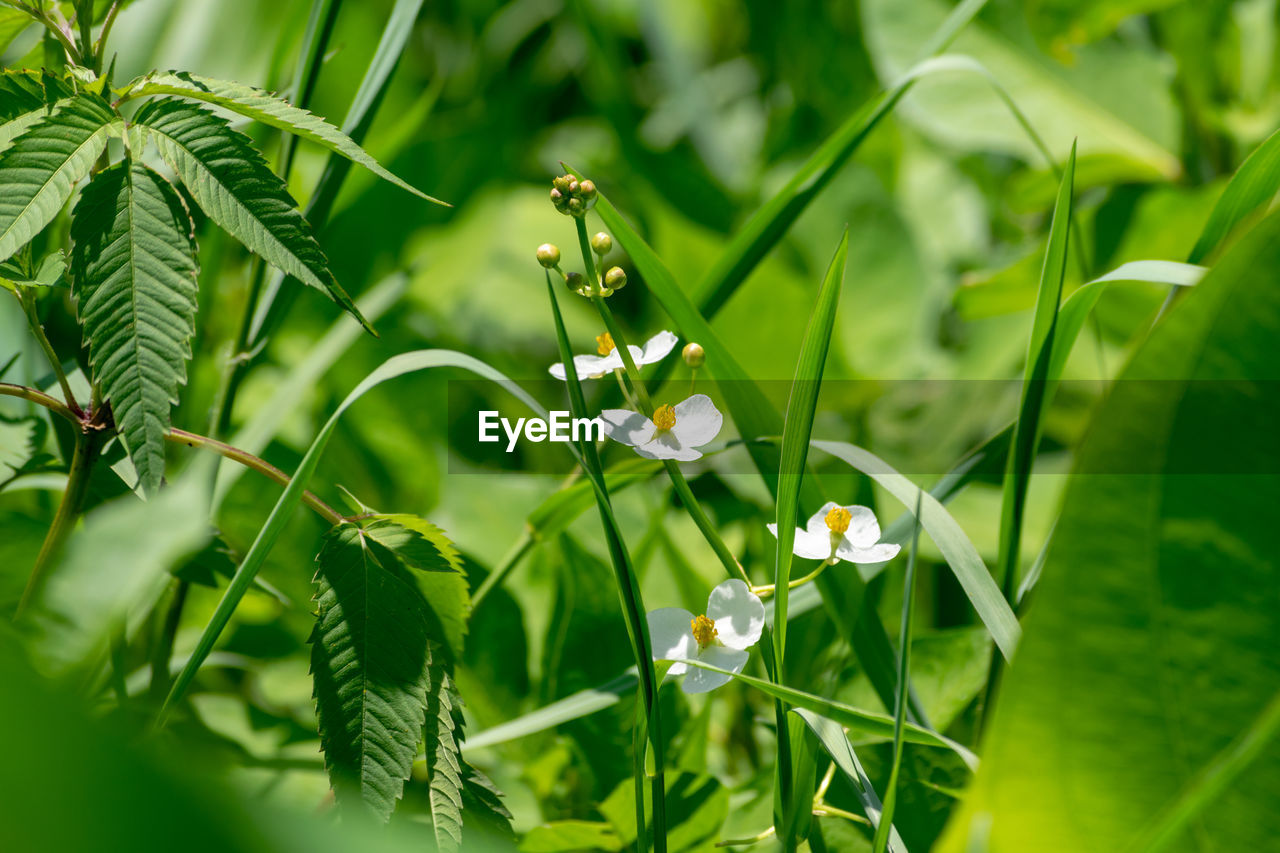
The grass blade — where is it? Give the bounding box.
[996,143,1075,605]
[278,0,342,179]
[872,493,923,853]
[545,274,666,853]
[1188,126,1280,264]
[809,439,1020,660]
[797,709,912,852]
[678,659,978,770]
[693,0,992,315]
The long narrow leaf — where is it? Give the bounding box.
[996,143,1075,602]
[797,709,911,852]
[121,71,444,205]
[679,658,978,770]
[1188,126,1280,264]
[809,439,1020,660]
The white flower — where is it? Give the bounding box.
[548,330,678,380]
[598,394,722,461]
[647,579,765,694]
[768,502,901,565]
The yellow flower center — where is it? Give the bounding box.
[691,614,717,648]
[596,332,616,356]
[652,404,677,431]
[825,506,852,535]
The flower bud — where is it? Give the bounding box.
[604,266,627,290]
[550,187,564,206]
[579,180,597,201]
[682,342,705,368]
[536,243,560,268]
[552,175,572,194]
[590,232,613,255]
[565,271,584,292]
[567,197,585,216]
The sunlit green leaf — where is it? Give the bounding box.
[70,161,199,497]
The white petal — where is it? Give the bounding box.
[835,540,901,565]
[705,579,764,650]
[767,522,779,539]
[669,394,722,447]
[634,431,702,461]
[804,502,841,536]
[841,505,882,547]
[647,608,697,675]
[792,529,834,560]
[600,409,656,447]
[550,353,615,381]
[638,330,678,365]
[682,646,749,694]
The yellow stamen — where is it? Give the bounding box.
[825,506,852,535]
[596,332,616,356]
[691,614,717,648]
[652,403,677,431]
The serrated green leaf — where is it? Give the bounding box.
[0,93,119,262]
[70,161,199,498]
[423,666,464,853]
[310,522,433,820]
[130,98,371,333]
[123,71,445,206]
[0,70,74,154]
[363,513,469,661]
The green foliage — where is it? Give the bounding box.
[71,161,199,497]
[122,71,444,206]
[310,520,444,818]
[939,209,1280,852]
[130,98,370,332]
[0,92,118,262]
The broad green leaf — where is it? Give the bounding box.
[0,9,31,55]
[774,231,847,661]
[161,350,563,722]
[939,208,1280,852]
[1188,126,1280,263]
[678,658,978,770]
[520,821,623,853]
[796,709,911,853]
[70,161,199,497]
[0,93,119,262]
[862,0,1180,179]
[0,70,73,154]
[996,144,1074,601]
[423,667,464,852]
[310,522,433,819]
[122,71,445,205]
[130,98,371,333]
[809,440,1020,660]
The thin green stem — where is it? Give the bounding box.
[1,1,82,63]
[15,427,99,619]
[753,559,833,598]
[92,1,121,68]
[166,428,345,525]
[149,578,190,705]
[15,289,81,414]
[0,381,77,423]
[813,805,871,826]
[470,530,535,610]
[664,460,751,586]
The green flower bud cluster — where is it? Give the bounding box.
[550,174,597,217]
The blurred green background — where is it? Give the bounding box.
[2,0,1278,850]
